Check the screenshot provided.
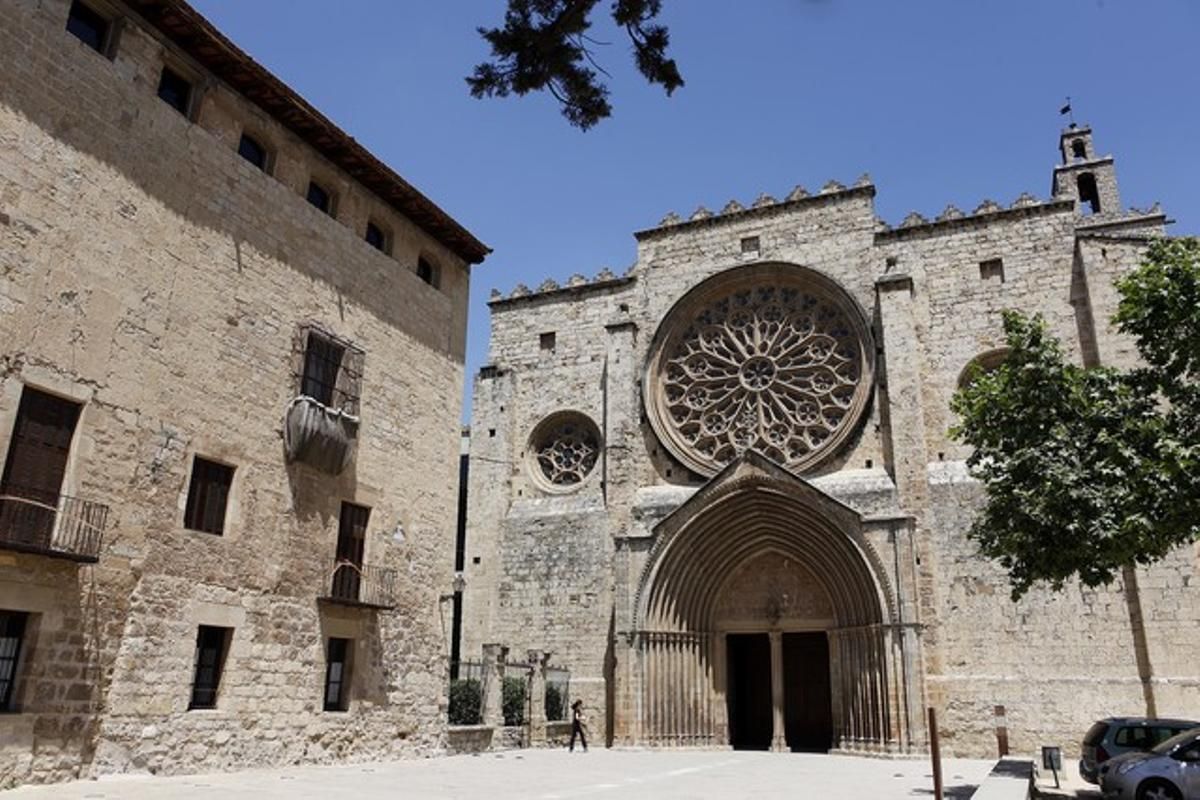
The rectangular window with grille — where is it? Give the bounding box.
[324,637,351,711]
[297,328,363,415]
[183,457,234,536]
[302,331,345,407]
[189,625,230,710]
[0,611,29,712]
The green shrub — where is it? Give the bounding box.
[545,683,565,721]
[448,678,482,725]
[502,676,526,726]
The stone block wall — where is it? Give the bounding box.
[926,468,1200,757]
[463,282,634,742]
[875,204,1082,464]
[0,0,475,786]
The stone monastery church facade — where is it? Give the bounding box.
[463,127,1200,756]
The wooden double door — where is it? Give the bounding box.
[726,631,833,752]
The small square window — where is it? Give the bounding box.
[157,66,193,117]
[0,611,30,712]
[323,637,352,711]
[740,236,760,254]
[540,332,556,351]
[189,626,230,710]
[306,181,332,215]
[237,133,268,172]
[365,221,389,253]
[979,258,1005,282]
[417,257,439,288]
[66,1,111,54]
[183,457,234,536]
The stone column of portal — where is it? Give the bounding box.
[769,630,787,752]
[527,649,549,745]
[605,316,639,745]
[875,273,931,751]
[874,273,930,523]
[481,643,509,729]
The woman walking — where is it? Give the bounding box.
[569,699,588,752]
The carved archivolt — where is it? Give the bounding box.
[527,411,602,491]
[645,264,874,476]
[714,552,834,625]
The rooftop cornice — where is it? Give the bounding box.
[634,180,876,241]
[125,0,490,265]
[875,196,1074,241]
[1075,231,1165,244]
[1073,210,1168,234]
[1053,156,1115,173]
[488,270,636,307]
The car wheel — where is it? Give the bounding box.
[1136,779,1182,800]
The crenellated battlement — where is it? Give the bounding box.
[635,175,876,240]
[877,193,1074,238]
[489,265,636,306]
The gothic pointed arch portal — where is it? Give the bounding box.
[628,452,921,753]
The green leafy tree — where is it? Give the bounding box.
[951,238,1200,599]
[468,0,683,130]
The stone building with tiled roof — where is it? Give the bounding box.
[0,0,485,786]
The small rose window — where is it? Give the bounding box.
[528,412,602,491]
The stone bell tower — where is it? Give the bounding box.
[1051,124,1121,216]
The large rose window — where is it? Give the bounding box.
[644,264,874,476]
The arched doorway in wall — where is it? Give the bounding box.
[715,552,836,752]
[630,453,911,753]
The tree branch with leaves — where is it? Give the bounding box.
[467,0,684,130]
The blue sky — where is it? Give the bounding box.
[190,0,1200,410]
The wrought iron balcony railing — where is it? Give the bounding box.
[0,490,108,562]
[319,560,397,610]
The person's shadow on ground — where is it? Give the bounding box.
[909,786,978,799]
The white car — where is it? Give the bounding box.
[1100,727,1200,800]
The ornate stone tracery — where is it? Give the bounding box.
[528,412,601,490]
[645,264,874,476]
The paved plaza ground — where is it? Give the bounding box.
[3,749,999,799]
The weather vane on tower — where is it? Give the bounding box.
[1060,97,1076,126]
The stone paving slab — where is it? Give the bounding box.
[1,750,996,799]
